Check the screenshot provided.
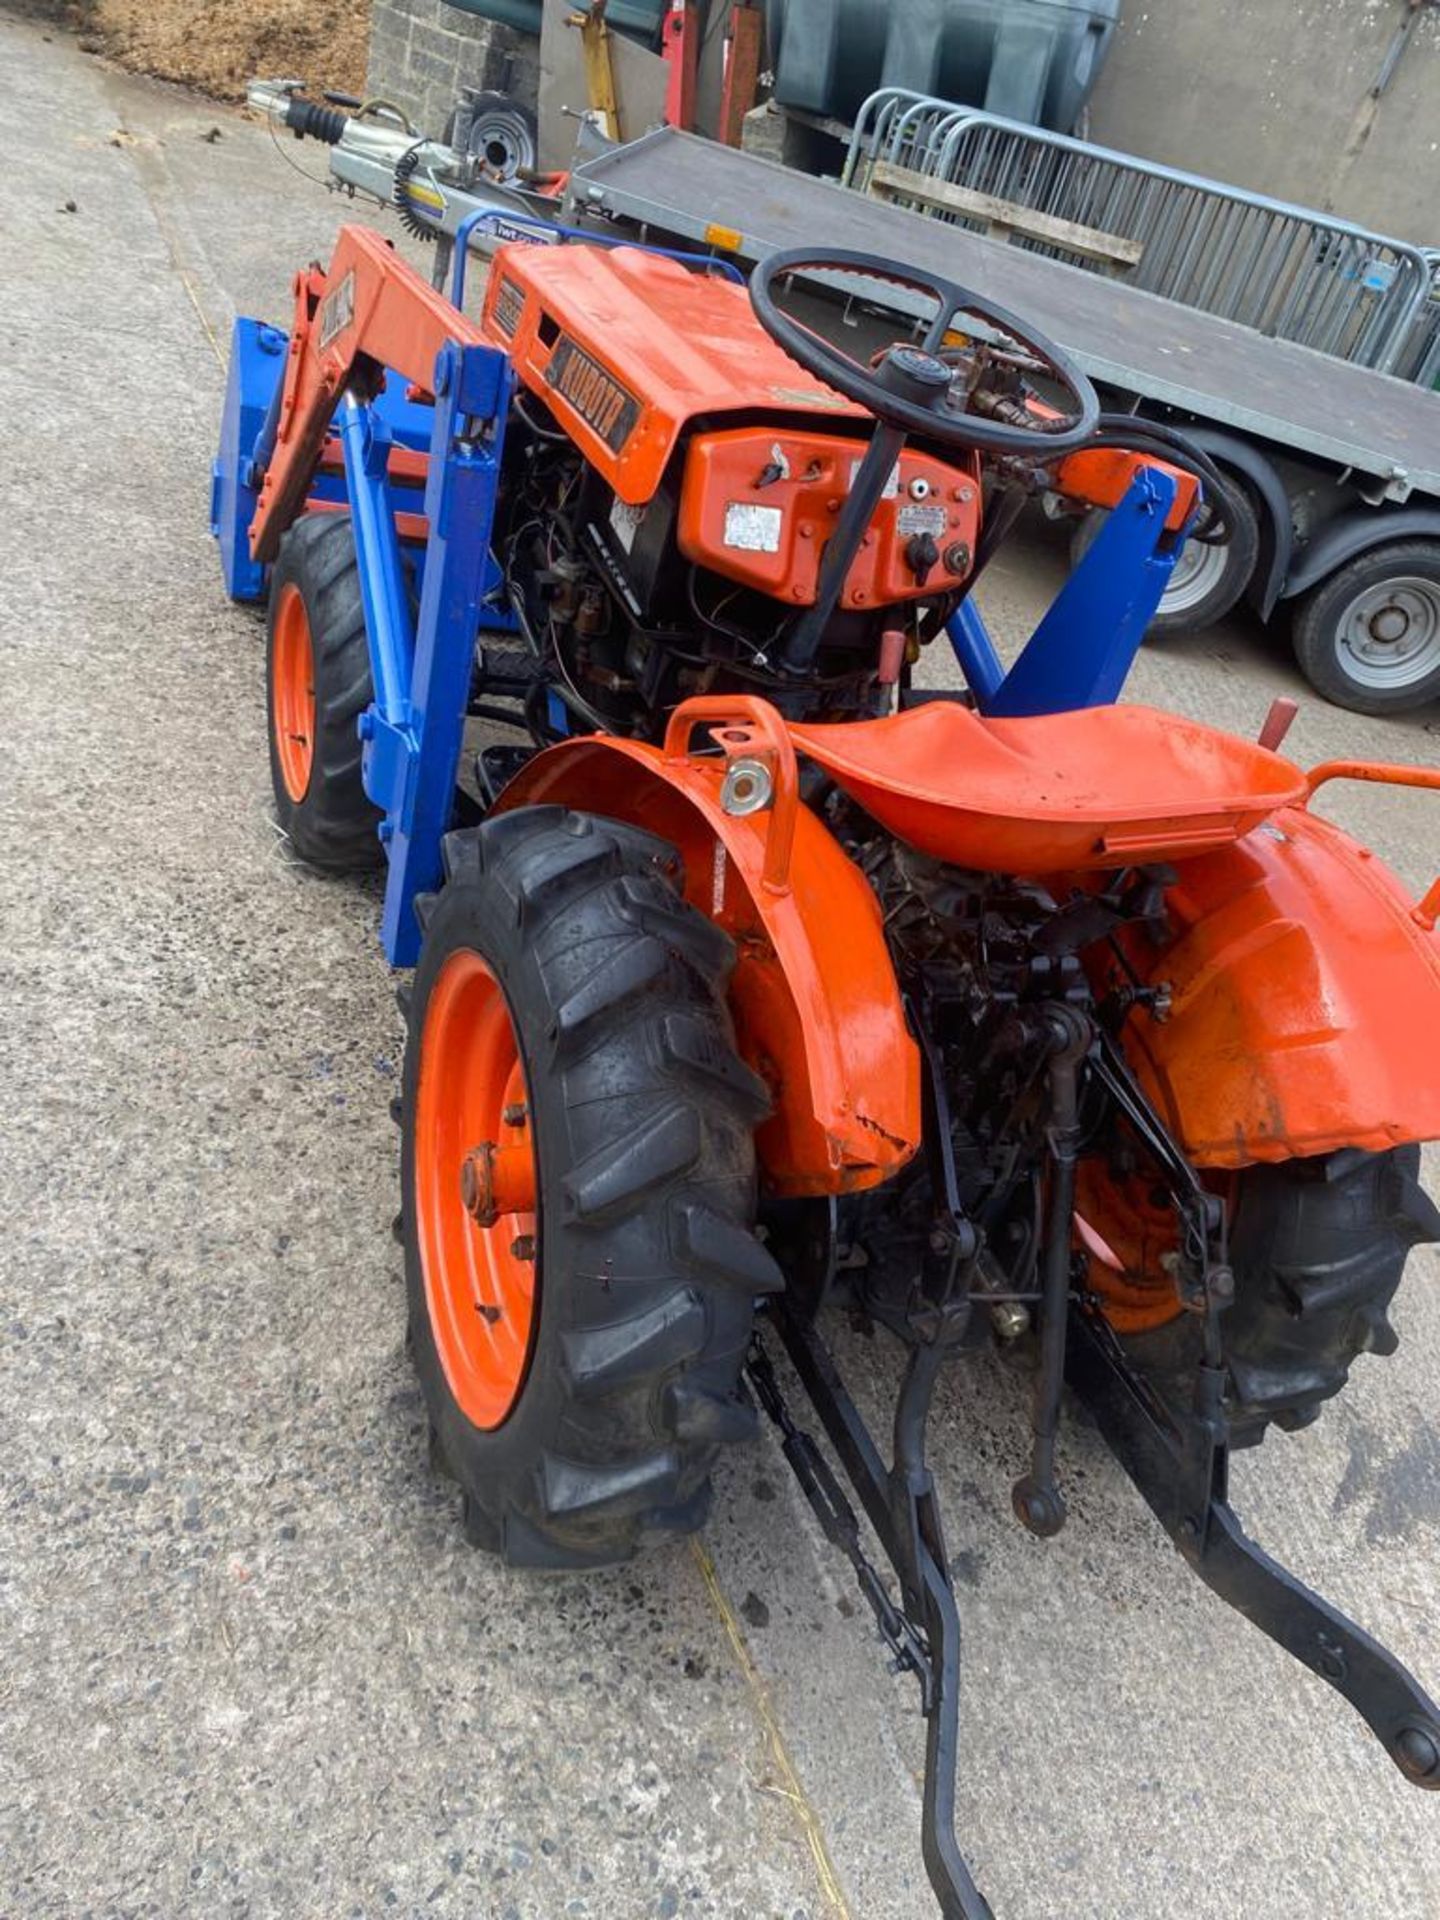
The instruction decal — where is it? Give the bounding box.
[317,270,356,354]
[492,275,526,338]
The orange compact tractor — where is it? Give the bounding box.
[214,217,1440,1914]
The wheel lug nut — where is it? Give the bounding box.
[460,1154,483,1217]
[510,1234,536,1261]
[502,1102,528,1127]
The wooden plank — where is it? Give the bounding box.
[867,160,1145,271]
[718,3,764,148]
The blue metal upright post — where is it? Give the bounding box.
[981,469,1183,717]
[372,340,514,967]
[944,598,1007,706]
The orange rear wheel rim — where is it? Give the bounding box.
[415,950,539,1430]
[272,583,317,804]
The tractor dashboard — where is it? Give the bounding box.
[677,425,980,606]
[483,239,983,609]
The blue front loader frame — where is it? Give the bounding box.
[212,291,1186,970]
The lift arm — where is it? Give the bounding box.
[249,223,491,563]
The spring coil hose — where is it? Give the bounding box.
[393,145,436,244]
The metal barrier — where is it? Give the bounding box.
[1397,251,1440,389]
[842,90,1434,378]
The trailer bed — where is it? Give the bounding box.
[570,129,1440,503]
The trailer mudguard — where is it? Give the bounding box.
[492,700,921,1197]
[1113,797,1440,1168]
[1281,505,1440,602]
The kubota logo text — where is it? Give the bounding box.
[544,336,640,453]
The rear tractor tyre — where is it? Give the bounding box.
[1221,1145,1440,1447]
[400,807,780,1568]
[1118,1147,1440,1449]
[265,511,384,871]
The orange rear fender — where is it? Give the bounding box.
[491,704,921,1196]
[1112,802,1440,1167]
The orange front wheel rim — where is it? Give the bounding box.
[415,950,539,1431]
[272,582,317,804]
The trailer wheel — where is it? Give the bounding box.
[1070,470,1259,637]
[1292,540,1440,714]
[265,512,384,870]
[444,91,538,182]
[401,808,779,1568]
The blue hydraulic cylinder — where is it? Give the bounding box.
[337,393,416,725]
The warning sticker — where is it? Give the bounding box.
[850,458,901,499]
[897,503,948,537]
[317,270,356,354]
[609,498,646,553]
[723,502,784,553]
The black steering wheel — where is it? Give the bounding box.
[750,247,1100,457]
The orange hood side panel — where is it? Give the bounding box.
[1113,806,1440,1168]
[481,243,867,503]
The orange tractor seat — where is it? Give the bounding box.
[789,700,1309,872]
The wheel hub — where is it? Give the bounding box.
[460,1138,536,1228]
[1368,604,1411,645]
[1339,574,1440,688]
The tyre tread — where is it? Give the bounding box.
[402,808,770,1568]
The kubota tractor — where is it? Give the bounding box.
[213,214,1440,1917]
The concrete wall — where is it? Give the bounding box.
[367,1,1440,248]
[1085,0,1440,246]
[366,0,541,139]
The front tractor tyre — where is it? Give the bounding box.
[265,511,384,871]
[400,808,781,1568]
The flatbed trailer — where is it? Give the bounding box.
[565,129,1440,713]
[245,84,1440,712]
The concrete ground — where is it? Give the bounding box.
[1,12,1437,1919]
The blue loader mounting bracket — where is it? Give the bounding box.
[212,305,513,971]
[946,466,1185,716]
[211,318,288,603]
[340,339,514,968]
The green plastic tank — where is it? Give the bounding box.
[441,0,669,45]
[768,0,1121,133]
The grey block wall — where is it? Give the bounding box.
[367,0,541,138]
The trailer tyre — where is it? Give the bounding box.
[1071,470,1259,637]
[1292,540,1440,715]
[401,808,779,1568]
[265,512,384,871]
